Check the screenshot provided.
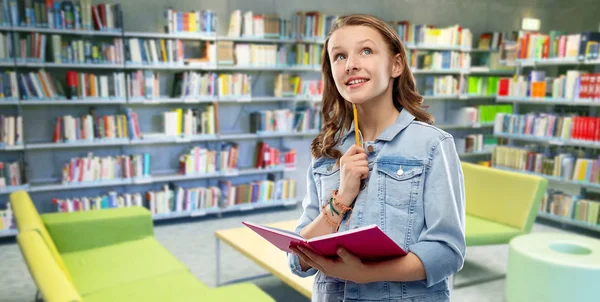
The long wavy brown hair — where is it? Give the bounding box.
[310,14,434,160]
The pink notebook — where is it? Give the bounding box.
[242,221,407,261]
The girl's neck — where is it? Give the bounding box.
[356,85,399,142]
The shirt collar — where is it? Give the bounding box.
[342,108,415,144]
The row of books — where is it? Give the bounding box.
[51,36,124,64]
[52,108,140,142]
[162,106,217,137]
[0,115,22,146]
[393,22,472,48]
[0,204,14,231]
[126,38,185,65]
[448,104,513,125]
[417,75,459,96]
[164,9,216,35]
[220,178,296,207]
[493,146,600,185]
[274,74,322,97]
[409,51,469,70]
[541,190,600,226]
[465,76,501,96]
[253,141,296,170]
[227,10,290,39]
[494,113,600,142]
[53,177,297,215]
[1,0,122,31]
[513,31,599,61]
[0,69,283,100]
[476,32,517,50]
[497,70,600,100]
[62,153,151,184]
[0,161,23,187]
[249,106,321,133]
[454,134,496,154]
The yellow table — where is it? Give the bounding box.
[214,220,314,299]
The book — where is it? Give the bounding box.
[242,221,407,261]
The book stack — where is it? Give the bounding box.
[393,23,471,48]
[61,152,151,184]
[496,70,599,100]
[126,38,185,65]
[53,108,140,142]
[164,9,216,35]
[541,190,600,226]
[418,76,459,96]
[161,106,216,137]
[4,0,122,31]
[178,143,242,176]
[449,104,513,126]
[178,146,217,176]
[233,44,279,66]
[0,33,14,61]
[51,36,124,64]
[409,51,468,70]
[54,191,144,213]
[254,141,296,169]
[476,32,518,50]
[454,134,496,154]
[0,115,23,146]
[0,161,24,187]
[170,72,215,98]
[15,32,47,61]
[515,31,600,61]
[0,204,14,232]
[227,10,286,38]
[494,112,600,142]
[274,74,323,97]
[493,145,600,185]
[147,184,222,214]
[217,73,251,97]
[0,72,19,100]
[465,76,501,96]
[292,12,339,40]
[291,44,322,66]
[219,178,297,207]
[65,71,127,99]
[250,106,320,133]
[19,70,64,99]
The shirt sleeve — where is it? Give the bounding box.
[409,135,466,287]
[287,159,321,278]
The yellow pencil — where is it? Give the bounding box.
[352,103,360,146]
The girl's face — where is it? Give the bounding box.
[327,25,401,105]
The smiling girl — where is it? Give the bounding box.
[287,14,466,302]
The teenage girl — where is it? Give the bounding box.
[288,14,466,302]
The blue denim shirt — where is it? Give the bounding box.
[287,108,466,301]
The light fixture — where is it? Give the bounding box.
[521,18,541,31]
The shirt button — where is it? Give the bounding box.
[397,167,404,176]
[367,145,374,153]
[327,164,333,171]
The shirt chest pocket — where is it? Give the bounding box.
[313,160,340,204]
[376,158,425,207]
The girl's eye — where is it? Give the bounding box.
[361,48,372,55]
[335,54,346,61]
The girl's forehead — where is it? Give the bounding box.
[329,26,385,48]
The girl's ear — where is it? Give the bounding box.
[391,53,403,78]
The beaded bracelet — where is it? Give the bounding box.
[321,203,340,231]
[331,190,353,213]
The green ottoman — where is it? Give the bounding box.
[506,233,600,302]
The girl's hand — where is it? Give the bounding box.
[337,145,369,206]
[290,245,372,284]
